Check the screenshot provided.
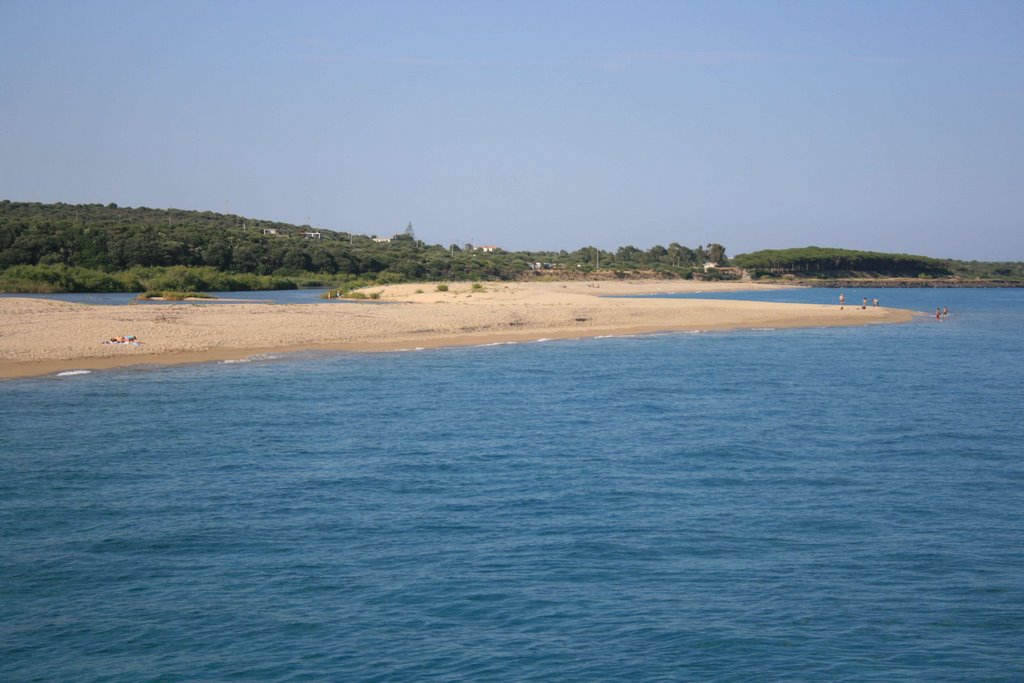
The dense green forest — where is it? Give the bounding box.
[734,247,951,278]
[732,246,1024,281]
[2,201,1020,293]
[0,201,724,292]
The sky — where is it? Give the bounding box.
[1,1,1022,260]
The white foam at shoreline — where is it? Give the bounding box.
[220,353,281,364]
[55,370,92,376]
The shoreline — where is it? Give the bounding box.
[0,280,915,380]
[783,277,1024,289]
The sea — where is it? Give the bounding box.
[1,287,1022,682]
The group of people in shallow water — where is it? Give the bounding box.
[838,292,950,320]
[837,292,880,310]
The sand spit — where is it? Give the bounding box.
[0,281,913,379]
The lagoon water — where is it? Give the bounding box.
[2,289,1022,681]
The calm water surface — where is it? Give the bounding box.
[1,289,1022,681]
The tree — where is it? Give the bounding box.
[122,227,165,267]
[707,243,727,264]
[202,238,232,269]
[282,246,311,272]
[646,244,668,265]
[616,245,641,263]
[231,242,261,273]
[310,249,337,273]
[393,258,425,279]
[668,242,695,267]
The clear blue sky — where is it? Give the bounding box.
[2,1,1022,260]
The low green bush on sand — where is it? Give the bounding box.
[136,291,216,301]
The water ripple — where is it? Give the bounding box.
[1,289,1022,681]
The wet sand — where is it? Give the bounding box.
[0,280,914,379]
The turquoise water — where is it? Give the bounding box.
[2,289,1022,681]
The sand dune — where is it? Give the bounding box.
[0,281,913,379]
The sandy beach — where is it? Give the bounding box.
[0,280,914,379]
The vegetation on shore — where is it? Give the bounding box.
[0,263,314,294]
[733,247,1024,282]
[136,291,216,301]
[1,201,1020,292]
[0,201,722,293]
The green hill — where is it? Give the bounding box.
[733,246,1024,282]
[3,201,1019,293]
[0,201,721,292]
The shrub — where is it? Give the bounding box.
[435,283,449,292]
[375,271,405,284]
[0,265,136,293]
[137,291,215,301]
[700,269,741,281]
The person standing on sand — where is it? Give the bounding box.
[873,298,879,307]
[839,292,845,309]
[862,297,868,309]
